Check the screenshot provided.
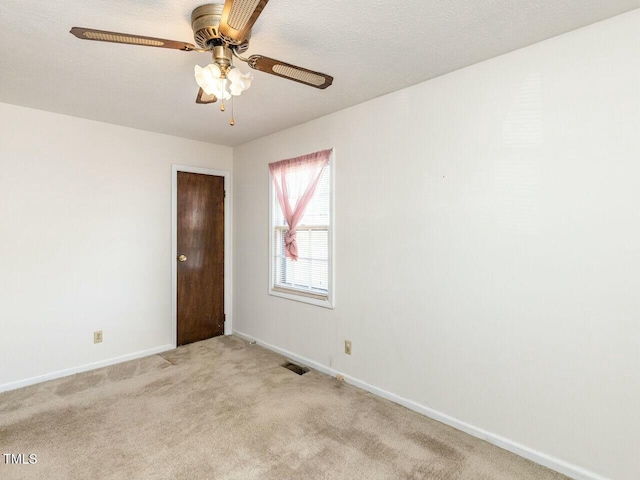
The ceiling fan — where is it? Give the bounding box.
[70,0,333,125]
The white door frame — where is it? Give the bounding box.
[171,164,232,348]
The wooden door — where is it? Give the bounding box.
[177,172,225,346]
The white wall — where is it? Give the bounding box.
[233,9,640,480]
[0,104,232,390]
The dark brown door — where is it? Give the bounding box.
[177,172,225,346]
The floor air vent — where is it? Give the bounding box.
[282,362,309,375]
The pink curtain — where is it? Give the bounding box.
[269,149,332,261]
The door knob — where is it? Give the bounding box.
[178,254,187,262]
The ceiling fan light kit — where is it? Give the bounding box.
[70,0,333,127]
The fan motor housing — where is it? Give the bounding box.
[191,4,250,53]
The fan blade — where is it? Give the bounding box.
[219,0,269,44]
[70,27,197,51]
[196,88,218,104]
[247,55,333,89]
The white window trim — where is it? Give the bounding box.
[268,152,335,309]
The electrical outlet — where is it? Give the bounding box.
[344,340,352,355]
[94,331,103,344]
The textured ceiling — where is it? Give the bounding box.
[1,1,639,146]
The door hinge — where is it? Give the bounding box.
[223,314,226,323]
[224,190,226,198]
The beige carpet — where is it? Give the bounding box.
[0,336,567,479]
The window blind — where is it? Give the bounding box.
[273,165,330,296]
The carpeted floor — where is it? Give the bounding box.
[0,336,567,479]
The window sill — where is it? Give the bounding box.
[269,286,334,309]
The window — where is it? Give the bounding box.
[269,156,333,308]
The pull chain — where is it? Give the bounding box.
[229,56,235,126]
[230,95,235,126]
[219,77,225,111]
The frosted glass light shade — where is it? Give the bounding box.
[213,79,231,100]
[227,68,253,96]
[194,64,252,100]
[194,64,228,98]
[229,84,244,96]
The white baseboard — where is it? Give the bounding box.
[233,331,608,480]
[0,344,174,393]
